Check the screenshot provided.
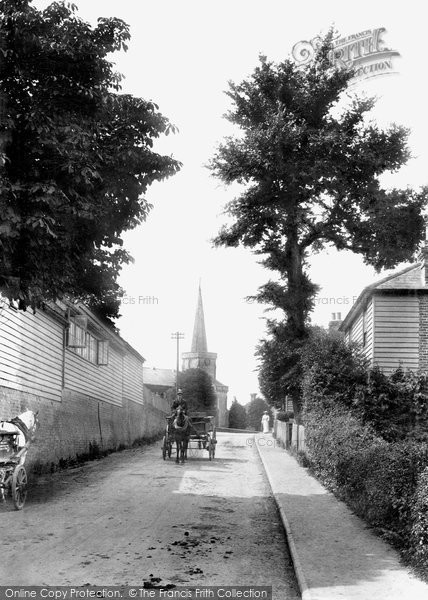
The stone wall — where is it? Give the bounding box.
[0,386,166,472]
[143,385,171,413]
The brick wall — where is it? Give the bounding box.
[0,386,166,472]
[419,295,428,372]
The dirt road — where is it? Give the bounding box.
[0,432,300,599]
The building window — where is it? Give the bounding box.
[67,320,109,365]
[67,319,87,349]
[97,340,109,365]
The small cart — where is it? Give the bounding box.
[187,413,217,460]
[0,431,29,510]
[161,412,217,461]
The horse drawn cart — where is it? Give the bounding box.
[162,411,217,462]
[187,413,217,460]
[0,432,30,510]
[0,410,38,510]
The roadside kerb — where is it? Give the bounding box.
[255,432,428,600]
[255,434,313,600]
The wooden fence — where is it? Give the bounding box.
[273,419,306,452]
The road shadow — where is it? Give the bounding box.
[7,446,150,507]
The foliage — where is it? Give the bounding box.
[257,320,307,417]
[301,328,428,574]
[246,395,270,430]
[301,327,368,412]
[228,397,248,429]
[275,410,294,422]
[410,467,428,569]
[353,366,428,442]
[177,369,217,413]
[301,328,428,441]
[258,323,365,419]
[0,0,180,318]
[336,441,428,538]
[303,403,383,489]
[304,403,428,572]
[210,32,427,417]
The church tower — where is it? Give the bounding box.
[182,285,228,426]
[182,284,218,379]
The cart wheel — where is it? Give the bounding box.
[12,465,27,510]
[162,436,167,460]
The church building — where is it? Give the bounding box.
[182,286,228,427]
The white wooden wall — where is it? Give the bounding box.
[0,305,63,402]
[123,353,144,405]
[64,345,124,406]
[372,295,419,372]
[347,298,374,363]
[349,312,364,346]
[0,301,145,407]
[363,300,374,363]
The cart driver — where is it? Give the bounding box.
[171,389,188,415]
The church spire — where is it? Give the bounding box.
[191,284,208,353]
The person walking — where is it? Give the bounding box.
[261,411,270,433]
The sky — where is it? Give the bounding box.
[34,0,428,405]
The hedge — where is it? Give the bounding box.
[303,405,428,574]
[410,467,428,570]
[298,327,428,575]
[303,402,385,491]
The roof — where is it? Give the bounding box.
[143,367,176,389]
[35,298,146,363]
[375,264,424,290]
[339,262,425,331]
[75,302,146,363]
[215,379,229,390]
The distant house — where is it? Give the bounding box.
[339,244,428,374]
[0,297,168,467]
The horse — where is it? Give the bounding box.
[172,406,190,464]
[0,409,39,456]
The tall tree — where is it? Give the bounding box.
[209,35,427,416]
[178,368,217,413]
[257,320,304,410]
[228,397,247,429]
[0,0,180,318]
[246,395,270,431]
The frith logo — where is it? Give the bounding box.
[292,28,400,82]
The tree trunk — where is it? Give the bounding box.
[286,226,306,424]
[286,232,306,337]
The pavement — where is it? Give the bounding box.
[255,432,428,600]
